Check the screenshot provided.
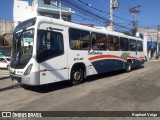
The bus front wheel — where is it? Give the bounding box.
[71,67,84,85]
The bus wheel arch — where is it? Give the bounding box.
[70,63,86,85]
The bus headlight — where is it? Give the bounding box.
[24,64,33,75]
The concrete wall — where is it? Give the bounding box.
[0,20,14,47]
[0,20,14,35]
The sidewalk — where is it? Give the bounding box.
[147,57,160,62]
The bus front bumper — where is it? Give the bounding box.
[10,72,40,86]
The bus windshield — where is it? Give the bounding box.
[11,29,34,69]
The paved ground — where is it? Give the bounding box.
[0,69,9,79]
[0,61,160,120]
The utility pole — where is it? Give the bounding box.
[59,0,62,20]
[109,0,119,31]
[129,5,141,36]
[157,25,160,53]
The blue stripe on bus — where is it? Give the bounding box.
[91,59,144,74]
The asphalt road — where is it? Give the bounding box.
[0,69,9,79]
[0,61,160,120]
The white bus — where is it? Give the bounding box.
[10,16,145,85]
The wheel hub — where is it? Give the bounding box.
[74,71,82,81]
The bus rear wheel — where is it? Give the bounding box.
[126,61,132,72]
[71,67,84,85]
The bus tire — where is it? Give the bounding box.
[71,66,84,85]
[7,65,10,70]
[126,61,132,72]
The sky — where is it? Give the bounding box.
[0,0,160,29]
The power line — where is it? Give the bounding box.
[61,0,132,32]
[52,2,106,26]
[76,0,133,31]
[41,0,132,32]
[61,0,109,23]
[77,0,132,22]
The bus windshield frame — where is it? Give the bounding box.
[11,18,37,69]
[14,17,36,33]
[11,28,35,69]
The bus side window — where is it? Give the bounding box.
[37,29,64,63]
[137,41,143,51]
[129,39,137,51]
[108,42,115,51]
[108,35,119,51]
[69,28,90,50]
[120,37,129,51]
[37,30,47,53]
[91,32,107,50]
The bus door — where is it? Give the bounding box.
[136,40,144,66]
[37,23,68,84]
[129,39,138,68]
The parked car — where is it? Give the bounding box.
[0,56,10,69]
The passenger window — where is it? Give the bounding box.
[107,35,119,51]
[37,30,64,63]
[129,39,137,51]
[69,28,90,50]
[120,37,129,51]
[91,33,107,50]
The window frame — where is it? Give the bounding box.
[119,37,129,51]
[137,40,143,52]
[107,35,120,51]
[69,28,91,50]
[129,39,137,51]
[36,29,64,63]
[91,32,107,51]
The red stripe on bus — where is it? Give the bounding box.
[88,55,123,61]
[88,55,144,61]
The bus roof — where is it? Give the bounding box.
[17,16,142,41]
[36,16,123,36]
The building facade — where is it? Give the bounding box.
[13,0,74,27]
[138,28,160,58]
